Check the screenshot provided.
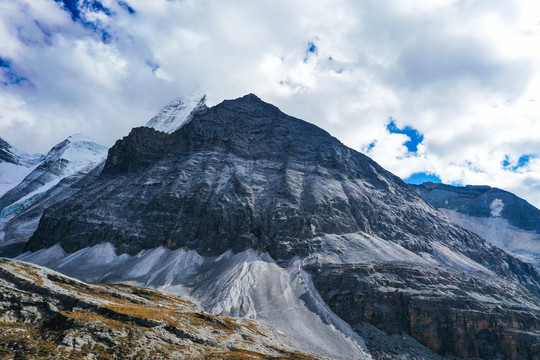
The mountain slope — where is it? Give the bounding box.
[0,135,107,254]
[412,182,540,267]
[0,163,105,258]
[0,257,315,360]
[25,96,526,268]
[21,94,540,359]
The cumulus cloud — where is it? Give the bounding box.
[1,0,540,206]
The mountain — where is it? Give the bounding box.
[0,258,315,359]
[0,135,107,256]
[16,95,540,359]
[146,93,207,133]
[412,182,540,267]
[0,137,43,198]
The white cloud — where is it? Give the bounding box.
[1,0,540,206]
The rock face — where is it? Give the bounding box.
[22,94,540,359]
[307,262,540,360]
[0,164,104,257]
[0,137,22,165]
[0,258,316,360]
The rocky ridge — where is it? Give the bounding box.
[411,182,540,233]
[0,257,317,360]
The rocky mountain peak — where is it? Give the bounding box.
[26,94,535,278]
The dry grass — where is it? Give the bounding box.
[7,262,44,285]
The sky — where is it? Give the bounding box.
[1,0,540,207]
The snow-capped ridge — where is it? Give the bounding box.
[146,93,207,133]
[43,133,107,168]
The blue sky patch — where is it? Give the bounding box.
[387,119,424,152]
[503,154,536,170]
[303,41,318,63]
[55,0,111,20]
[54,0,115,43]
[403,172,441,185]
[362,141,376,153]
[55,0,81,20]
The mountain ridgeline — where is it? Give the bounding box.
[18,94,540,359]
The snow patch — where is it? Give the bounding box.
[490,198,504,217]
[44,134,107,177]
[0,162,36,198]
[0,135,107,238]
[0,178,62,218]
